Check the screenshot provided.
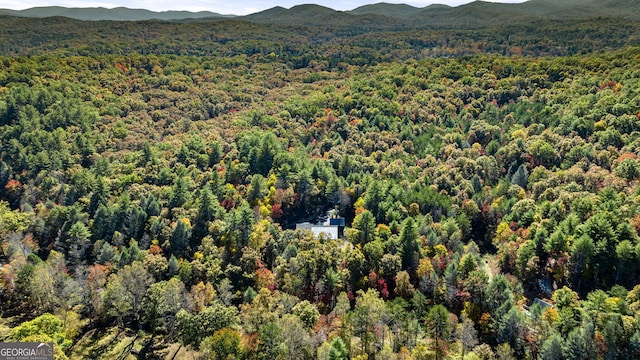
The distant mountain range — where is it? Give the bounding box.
[265,0,640,28]
[0,6,230,21]
[0,0,638,26]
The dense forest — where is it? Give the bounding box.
[1,6,640,360]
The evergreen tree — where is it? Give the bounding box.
[426,304,452,360]
[193,186,219,242]
[539,332,564,360]
[88,177,110,217]
[399,217,420,270]
[257,322,285,360]
[353,210,376,244]
[327,337,349,360]
[169,176,189,209]
[66,222,91,266]
[564,322,596,360]
[171,219,192,257]
[208,141,222,167]
[496,308,526,358]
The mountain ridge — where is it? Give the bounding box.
[243,0,640,28]
[0,0,638,24]
[0,6,231,21]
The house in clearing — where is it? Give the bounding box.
[296,216,345,240]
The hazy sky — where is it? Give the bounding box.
[1,0,528,16]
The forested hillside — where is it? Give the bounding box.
[0,6,227,21]
[1,8,640,360]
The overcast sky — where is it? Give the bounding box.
[1,0,528,16]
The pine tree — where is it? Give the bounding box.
[399,217,420,270]
[169,176,189,209]
[171,220,192,257]
[193,186,219,242]
[426,304,452,360]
